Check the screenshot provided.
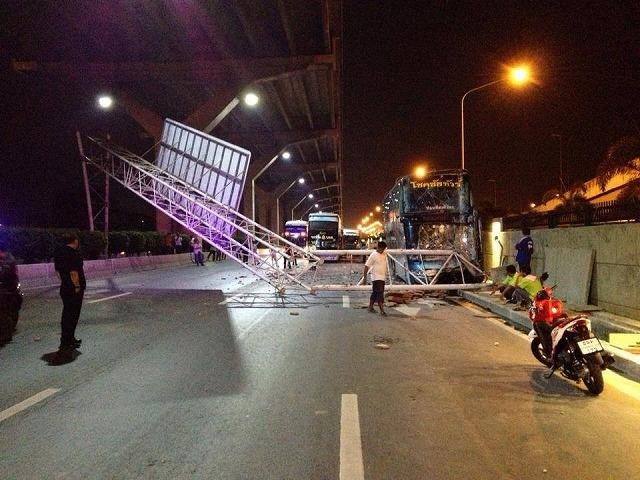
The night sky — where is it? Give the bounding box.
[1,2,639,229]
[343,1,640,225]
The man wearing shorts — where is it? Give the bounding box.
[363,241,388,316]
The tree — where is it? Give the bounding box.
[596,135,640,201]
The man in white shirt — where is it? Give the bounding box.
[363,241,388,316]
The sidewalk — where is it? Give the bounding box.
[460,289,640,384]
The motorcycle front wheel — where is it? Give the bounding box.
[530,338,552,367]
[583,357,604,395]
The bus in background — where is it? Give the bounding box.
[341,228,361,249]
[383,169,483,284]
[283,220,308,248]
[308,212,341,261]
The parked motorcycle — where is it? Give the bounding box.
[528,286,614,395]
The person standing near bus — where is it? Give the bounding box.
[363,241,388,316]
[515,228,534,271]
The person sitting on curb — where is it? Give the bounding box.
[511,266,548,309]
[491,264,517,298]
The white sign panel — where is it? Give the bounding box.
[155,119,251,212]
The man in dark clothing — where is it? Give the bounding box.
[54,233,86,357]
[515,228,534,271]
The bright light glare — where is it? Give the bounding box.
[98,95,113,109]
[375,206,381,212]
[244,92,259,106]
[414,165,427,179]
[282,151,291,160]
[308,194,314,199]
[369,212,373,217]
[314,203,319,208]
[298,178,305,184]
[530,203,537,208]
[510,66,530,85]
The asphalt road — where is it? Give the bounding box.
[1,260,639,479]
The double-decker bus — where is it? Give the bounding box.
[308,212,341,261]
[283,220,308,248]
[383,169,483,284]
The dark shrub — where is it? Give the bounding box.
[108,231,130,256]
[126,231,146,255]
[144,232,165,255]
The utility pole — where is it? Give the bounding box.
[551,134,566,193]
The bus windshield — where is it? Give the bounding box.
[284,221,308,248]
[308,213,341,253]
[383,169,482,283]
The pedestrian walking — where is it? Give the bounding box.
[363,241,388,316]
[173,234,182,254]
[53,232,86,360]
[193,237,205,266]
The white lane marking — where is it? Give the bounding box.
[238,308,271,340]
[394,305,420,317]
[86,292,133,304]
[340,393,365,480]
[0,388,60,423]
[342,295,350,308]
[219,294,242,305]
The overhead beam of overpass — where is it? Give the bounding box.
[11,55,335,82]
[225,129,337,149]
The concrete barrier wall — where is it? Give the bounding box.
[17,253,192,288]
[484,223,640,318]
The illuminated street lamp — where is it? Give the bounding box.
[243,92,260,106]
[530,202,536,209]
[314,203,319,208]
[414,165,428,179]
[205,90,260,134]
[290,192,316,220]
[375,206,381,212]
[510,66,530,86]
[282,151,291,160]
[97,95,113,110]
[461,64,532,170]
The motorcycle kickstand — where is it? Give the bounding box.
[543,365,557,379]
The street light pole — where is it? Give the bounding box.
[461,79,503,171]
[276,178,304,232]
[291,194,313,220]
[488,179,497,208]
[251,153,279,222]
[551,133,566,193]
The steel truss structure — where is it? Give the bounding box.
[84,137,321,293]
[310,249,486,292]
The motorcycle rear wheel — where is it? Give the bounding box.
[530,338,552,367]
[583,357,604,395]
